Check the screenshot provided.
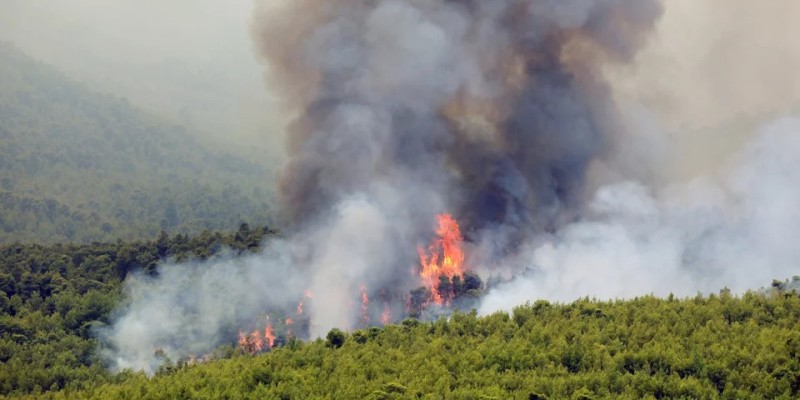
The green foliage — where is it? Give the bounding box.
[0,225,276,396]
[326,328,346,349]
[0,43,277,244]
[10,288,800,399]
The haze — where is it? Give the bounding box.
[0,0,287,162]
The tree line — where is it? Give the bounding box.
[0,224,276,396]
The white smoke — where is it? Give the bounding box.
[100,0,800,374]
[102,189,438,373]
[101,242,303,373]
[479,117,800,312]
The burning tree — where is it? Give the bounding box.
[234,213,482,351]
[418,213,466,305]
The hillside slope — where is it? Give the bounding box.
[2,226,800,399]
[18,291,800,399]
[0,43,276,243]
[0,224,277,396]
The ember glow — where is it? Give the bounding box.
[418,214,466,305]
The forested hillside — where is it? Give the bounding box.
[0,42,276,244]
[0,224,276,396]
[15,289,800,399]
[2,224,800,399]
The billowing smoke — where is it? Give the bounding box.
[101,0,800,374]
[249,0,662,334]
[479,118,800,312]
[101,244,304,372]
[102,0,665,372]
[257,0,662,235]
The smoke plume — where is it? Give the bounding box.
[479,118,800,312]
[247,0,662,331]
[254,0,663,247]
[101,0,800,373]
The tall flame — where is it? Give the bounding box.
[238,320,276,354]
[359,284,370,326]
[418,213,465,304]
[250,331,264,352]
[381,302,390,326]
[238,326,270,354]
[264,325,275,348]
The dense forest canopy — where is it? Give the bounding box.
[0,224,276,396]
[0,42,276,244]
[73,292,800,400]
[0,233,798,399]
[0,225,799,399]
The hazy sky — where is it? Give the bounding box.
[0,0,287,161]
[606,0,800,182]
[2,0,797,171]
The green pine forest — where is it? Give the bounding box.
[0,42,276,244]
[3,225,800,399]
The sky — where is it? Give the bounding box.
[0,0,287,162]
[2,0,798,170]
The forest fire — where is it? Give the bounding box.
[359,284,370,326]
[418,213,466,305]
[381,302,390,326]
[236,290,316,353]
[238,324,276,354]
[264,325,275,348]
[234,215,471,352]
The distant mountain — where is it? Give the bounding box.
[0,42,277,243]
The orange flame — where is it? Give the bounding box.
[264,325,275,348]
[418,213,465,305]
[236,289,312,352]
[237,331,248,349]
[381,302,390,325]
[250,331,264,352]
[359,284,370,325]
[238,319,277,354]
[239,328,267,353]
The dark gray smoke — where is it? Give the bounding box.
[254,0,663,237]
[103,0,667,373]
